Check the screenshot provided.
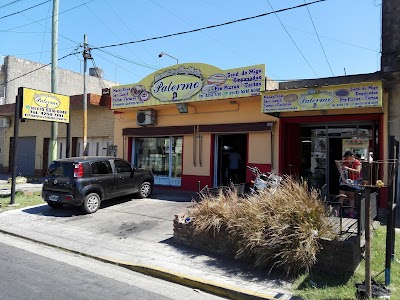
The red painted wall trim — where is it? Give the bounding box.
[279,114,382,124]
[181,175,212,192]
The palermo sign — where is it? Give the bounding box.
[151,66,203,102]
[34,94,61,108]
[111,63,265,109]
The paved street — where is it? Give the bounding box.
[0,188,294,300]
[0,234,225,300]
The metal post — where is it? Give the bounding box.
[50,0,59,163]
[66,121,71,158]
[10,95,21,205]
[83,34,88,156]
[386,137,398,285]
[365,187,372,299]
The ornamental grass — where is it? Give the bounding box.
[189,176,336,275]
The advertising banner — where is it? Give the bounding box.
[111,63,265,109]
[262,81,382,113]
[22,88,70,123]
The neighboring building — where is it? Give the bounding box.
[0,56,118,175]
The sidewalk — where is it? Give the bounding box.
[0,187,296,300]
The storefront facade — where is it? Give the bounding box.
[111,63,279,191]
[262,74,389,207]
[111,65,389,207]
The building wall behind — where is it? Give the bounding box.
[3,106,114,170]
[4,56,118,104]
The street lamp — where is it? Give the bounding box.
[159,52,179,65]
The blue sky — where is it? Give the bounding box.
[0,0,382,85]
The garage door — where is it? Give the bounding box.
[15,137,36,176]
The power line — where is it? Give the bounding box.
[0,0,51,20]
[0,0,95,32]
[266,0,318,77]
[38,1,52,63]
[91,0,326,50]
[286,26,379,53]
[303,0,334,76]
[0,0,24,10]
[103,0,162,68]
[81,0,150,67]
[149,0,256,68]
[90,50,143,80]
[94,48,159,70]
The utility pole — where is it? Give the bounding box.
[50,0,59,162]
[82,34,91,156]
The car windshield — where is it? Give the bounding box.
[47,161,74,178]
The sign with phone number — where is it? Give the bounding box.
[262,81,382,113]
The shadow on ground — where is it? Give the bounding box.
[22,195,137,217]
[161,236,295,287]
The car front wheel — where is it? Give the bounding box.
[138,182,152,198]
[81,193,101,214]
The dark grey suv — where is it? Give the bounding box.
[42,157,154,214]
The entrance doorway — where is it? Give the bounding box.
[298,124,375,196]
[214,134,247,187]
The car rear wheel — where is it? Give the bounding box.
[81,193,101,214]
[138,182,152,198]
[47,201,63,208]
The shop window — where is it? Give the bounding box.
[135,136,182,178]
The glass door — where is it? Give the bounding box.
[300,123,374,197]
[134,136,182,186]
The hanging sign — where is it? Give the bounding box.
[21,88,70,123]
[262,81,382,113]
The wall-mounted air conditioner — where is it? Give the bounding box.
[137,110,155,126]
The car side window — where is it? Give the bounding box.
[91,161,112,175]
[114,160,132,173]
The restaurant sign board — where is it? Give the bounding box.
[111,63,265,109]
[262,81,382,113]
[21,88,70,123]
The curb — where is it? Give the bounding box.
[0,229,292,300]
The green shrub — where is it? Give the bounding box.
[189,176,336,275]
